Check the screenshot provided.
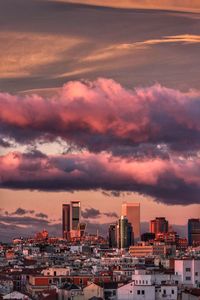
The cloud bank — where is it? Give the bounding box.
[1,78,200,206]
[1,78,200,154]
[1,150,200,205]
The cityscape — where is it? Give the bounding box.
[0,201,199,299]
[1,0,200,299]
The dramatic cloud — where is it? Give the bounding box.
[1,150,200,205]
[1,0,200,94]
[1,79,200,156]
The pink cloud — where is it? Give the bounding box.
[1,150,200,205]
[1,78,200,153]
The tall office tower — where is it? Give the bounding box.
[108,224,117,248]
[122,202,140,242]
[117,216,133,249]
[62,204,70,239]
[150,217,168,236]
[70,201,81,238]
[188,219,200,246]
[62,201,81,240]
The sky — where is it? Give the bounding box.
[0,0,200,241]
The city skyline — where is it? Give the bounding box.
[1,197,198,243]
[0,193,199,242]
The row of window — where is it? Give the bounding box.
[155,289,175,295]
[129,289,145,295]
[130,289,175,295]
[133,280,149,285]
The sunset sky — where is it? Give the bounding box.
[0,0,200,241]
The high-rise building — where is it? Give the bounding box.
[121,202,140,241]
[150,217,168,236]
[108,224,117,248]
[188,219,200,246]
[70,200,81,238]
[62,204,70,239]
[62,201,81,240]
[70,201,81,230]
[117,216,133,249]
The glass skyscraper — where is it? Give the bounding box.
[117,216,133,249]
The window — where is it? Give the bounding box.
[195,272,198,276]
[146,280,148,284]
[172,290,174,294]
[163,290,166,295]
[130,290,132,293]
[137,290,140,295]
[186,277,191,281]
[142,280,144,284]
[142,290,145,295]
[186,268,191,272]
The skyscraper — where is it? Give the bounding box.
[108,224,117,248]
[117,216,133,249]
[70,201,81,230]
[150,217,168,236]
[62,201,81,240]
[62,204,70,239]
[188,219,200,246]
[121,202,140,241]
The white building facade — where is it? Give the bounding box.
[175,259,200,287]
